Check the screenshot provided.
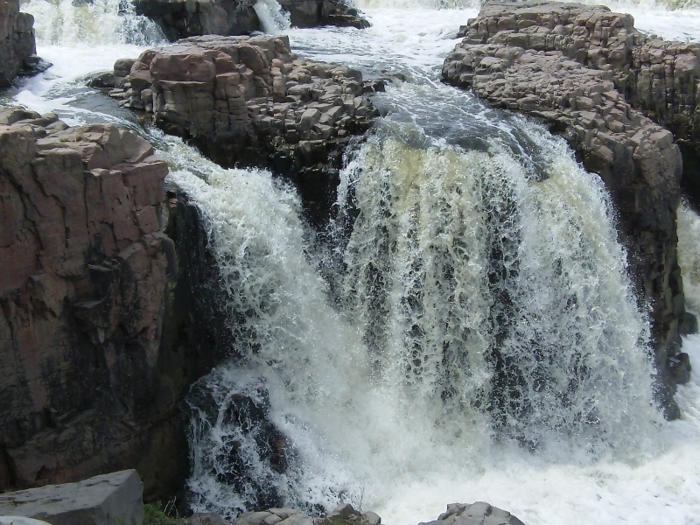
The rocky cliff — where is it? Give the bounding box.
[0,0,38,86]
[134,0,368,42]
[0,106,229,498]
[111,35,378,224]
[443,0,697,418]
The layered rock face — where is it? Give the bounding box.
[113,35,377,222]
[443,1,696,417]
[0,108,178,493]
[0,0,37,86]
[134,0,368,42]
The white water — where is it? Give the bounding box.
[6,0,700,523]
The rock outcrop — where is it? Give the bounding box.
[134,0,368,42]
[111,35,378,223]
[276,0,369,29]
[0,470,143,525]
[443,0,696,418]
[0,108,176,493]
[421,502,525,525]
[0,0,39,86]
[0,105,242,498]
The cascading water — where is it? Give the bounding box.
[7,0,700,522]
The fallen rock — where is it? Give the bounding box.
[115,35,378,224]
[0,470,143,525]
[0,0,40,86]
[443,0,696,419]
[421,502,525,525]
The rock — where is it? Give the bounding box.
[0,0,40,86]
[277,0,370,29]
[421,502,525,525]
[0,110,173,494]
[134,0,261,41]
[114,35,378,225]
[230,505,379,525]
[0,518,52,525]
[134,0,368,42]
[0,470,143,525]
[443,0,696,419]
[179,514,232,525]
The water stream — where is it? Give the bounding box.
[7,0,700,523]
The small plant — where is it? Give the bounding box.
[59,137,70,142]
[143,500,178,525]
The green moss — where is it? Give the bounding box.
[143,502,178,525]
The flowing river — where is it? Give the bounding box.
[5,0,700,523]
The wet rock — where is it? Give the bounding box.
[421,502,525,525]
[134,0,368,42]
[179,514,232,525]
[277,0,370,29]
[0,470,143,525]
[443,0,696,418]
[0,0,39,86]
[182,376,291,513]
[114,35,378,225]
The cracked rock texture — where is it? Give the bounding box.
[0,107,180,495]
[0,0,37,86]
[134,0,368,42]
[113,35,378,223]
[443,0,697,418]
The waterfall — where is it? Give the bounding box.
[169,107,663,518]
[8,0,700,522]
[20,0,163,46]
[254,0,292,34]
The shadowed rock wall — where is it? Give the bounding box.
[0,0,37,86]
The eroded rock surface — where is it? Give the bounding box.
[112,35,378,222]
[0,108,177,492]
[0,0,39,86]
[443,0,696,417]
[134,0,368,42]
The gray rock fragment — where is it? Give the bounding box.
[0,470,144,525]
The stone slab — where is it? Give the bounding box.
[0,470,143,525]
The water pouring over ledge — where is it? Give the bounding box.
[7,0,700,522]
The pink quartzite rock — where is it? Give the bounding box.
[0,107,179,494]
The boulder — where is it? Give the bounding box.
[443,0,697,419]
[114,35,378,225]
[0,470,143,525]
[420,502,525,525]
[0,0,40,86]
